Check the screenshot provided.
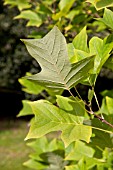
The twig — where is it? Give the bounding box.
[68,88,113,129]
[94,91,100,110]
[91,111,113,129]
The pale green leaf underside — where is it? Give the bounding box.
[25,99,92,147]
[22,26,94,90]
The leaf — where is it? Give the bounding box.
[65,165,79,170]
[98,98,109,115]
[87,0,113,10]
[17,100,33,117]
[21,26,94,90]
[27,137,64,162]
[104,56,113,71]
[105,97,113,114]
[28,137,64,154]
[4,0,31,11]
[66,9,80,20]
[59,0,75,10]
[52,0,75,20]
[88,114,113,152]
[18,73,44,95]
[65,140,95,160]
[15,10,42,27]
[98,96,113,115]
[98,8,113,30]
[67,27,90,64]
[40,151,67,170]
[89,35,113,74]
[88,89,94,102]
[91,126,113,150]
[100,89,113,98]
[65,157,103,170]
[56,95,86,124]
[25,99,92,147]
[23,159,48,170]
[73,27,89,53]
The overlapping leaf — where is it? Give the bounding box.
[98,8,113,30]
[68,27,90,63]
[98,97,113,115]
[89,35,113,74]
[25,98,92,147]
[18,73,44,95]
[65,140,94,160]
[22,26,94,90]
[17,100,33,117]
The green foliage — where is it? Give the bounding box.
[17,100,33,117]
[98,8,113,30]
[24,136,113,170]
[14,10,43,27]
[18,73,44,95]
[17,4,113,168]
[25,97,92,147]
[4,0,31,11]
[87,0,113,10]
[5,0,113,169]
[4,0,107,40]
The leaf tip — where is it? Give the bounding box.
[20,39,24,43]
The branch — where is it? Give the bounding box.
[68,88,113,129]
[91,111,113,128]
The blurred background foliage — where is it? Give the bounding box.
[0,1,39,90]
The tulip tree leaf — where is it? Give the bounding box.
[89,36,113,74]
[67,27,90,63]
[73,27,89,53]
[25,97,113,147]
[56,95,86,124]
[99,97,113,115]
[21,26,94,90]
[17,100,33,117]
[25,99,92,147]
